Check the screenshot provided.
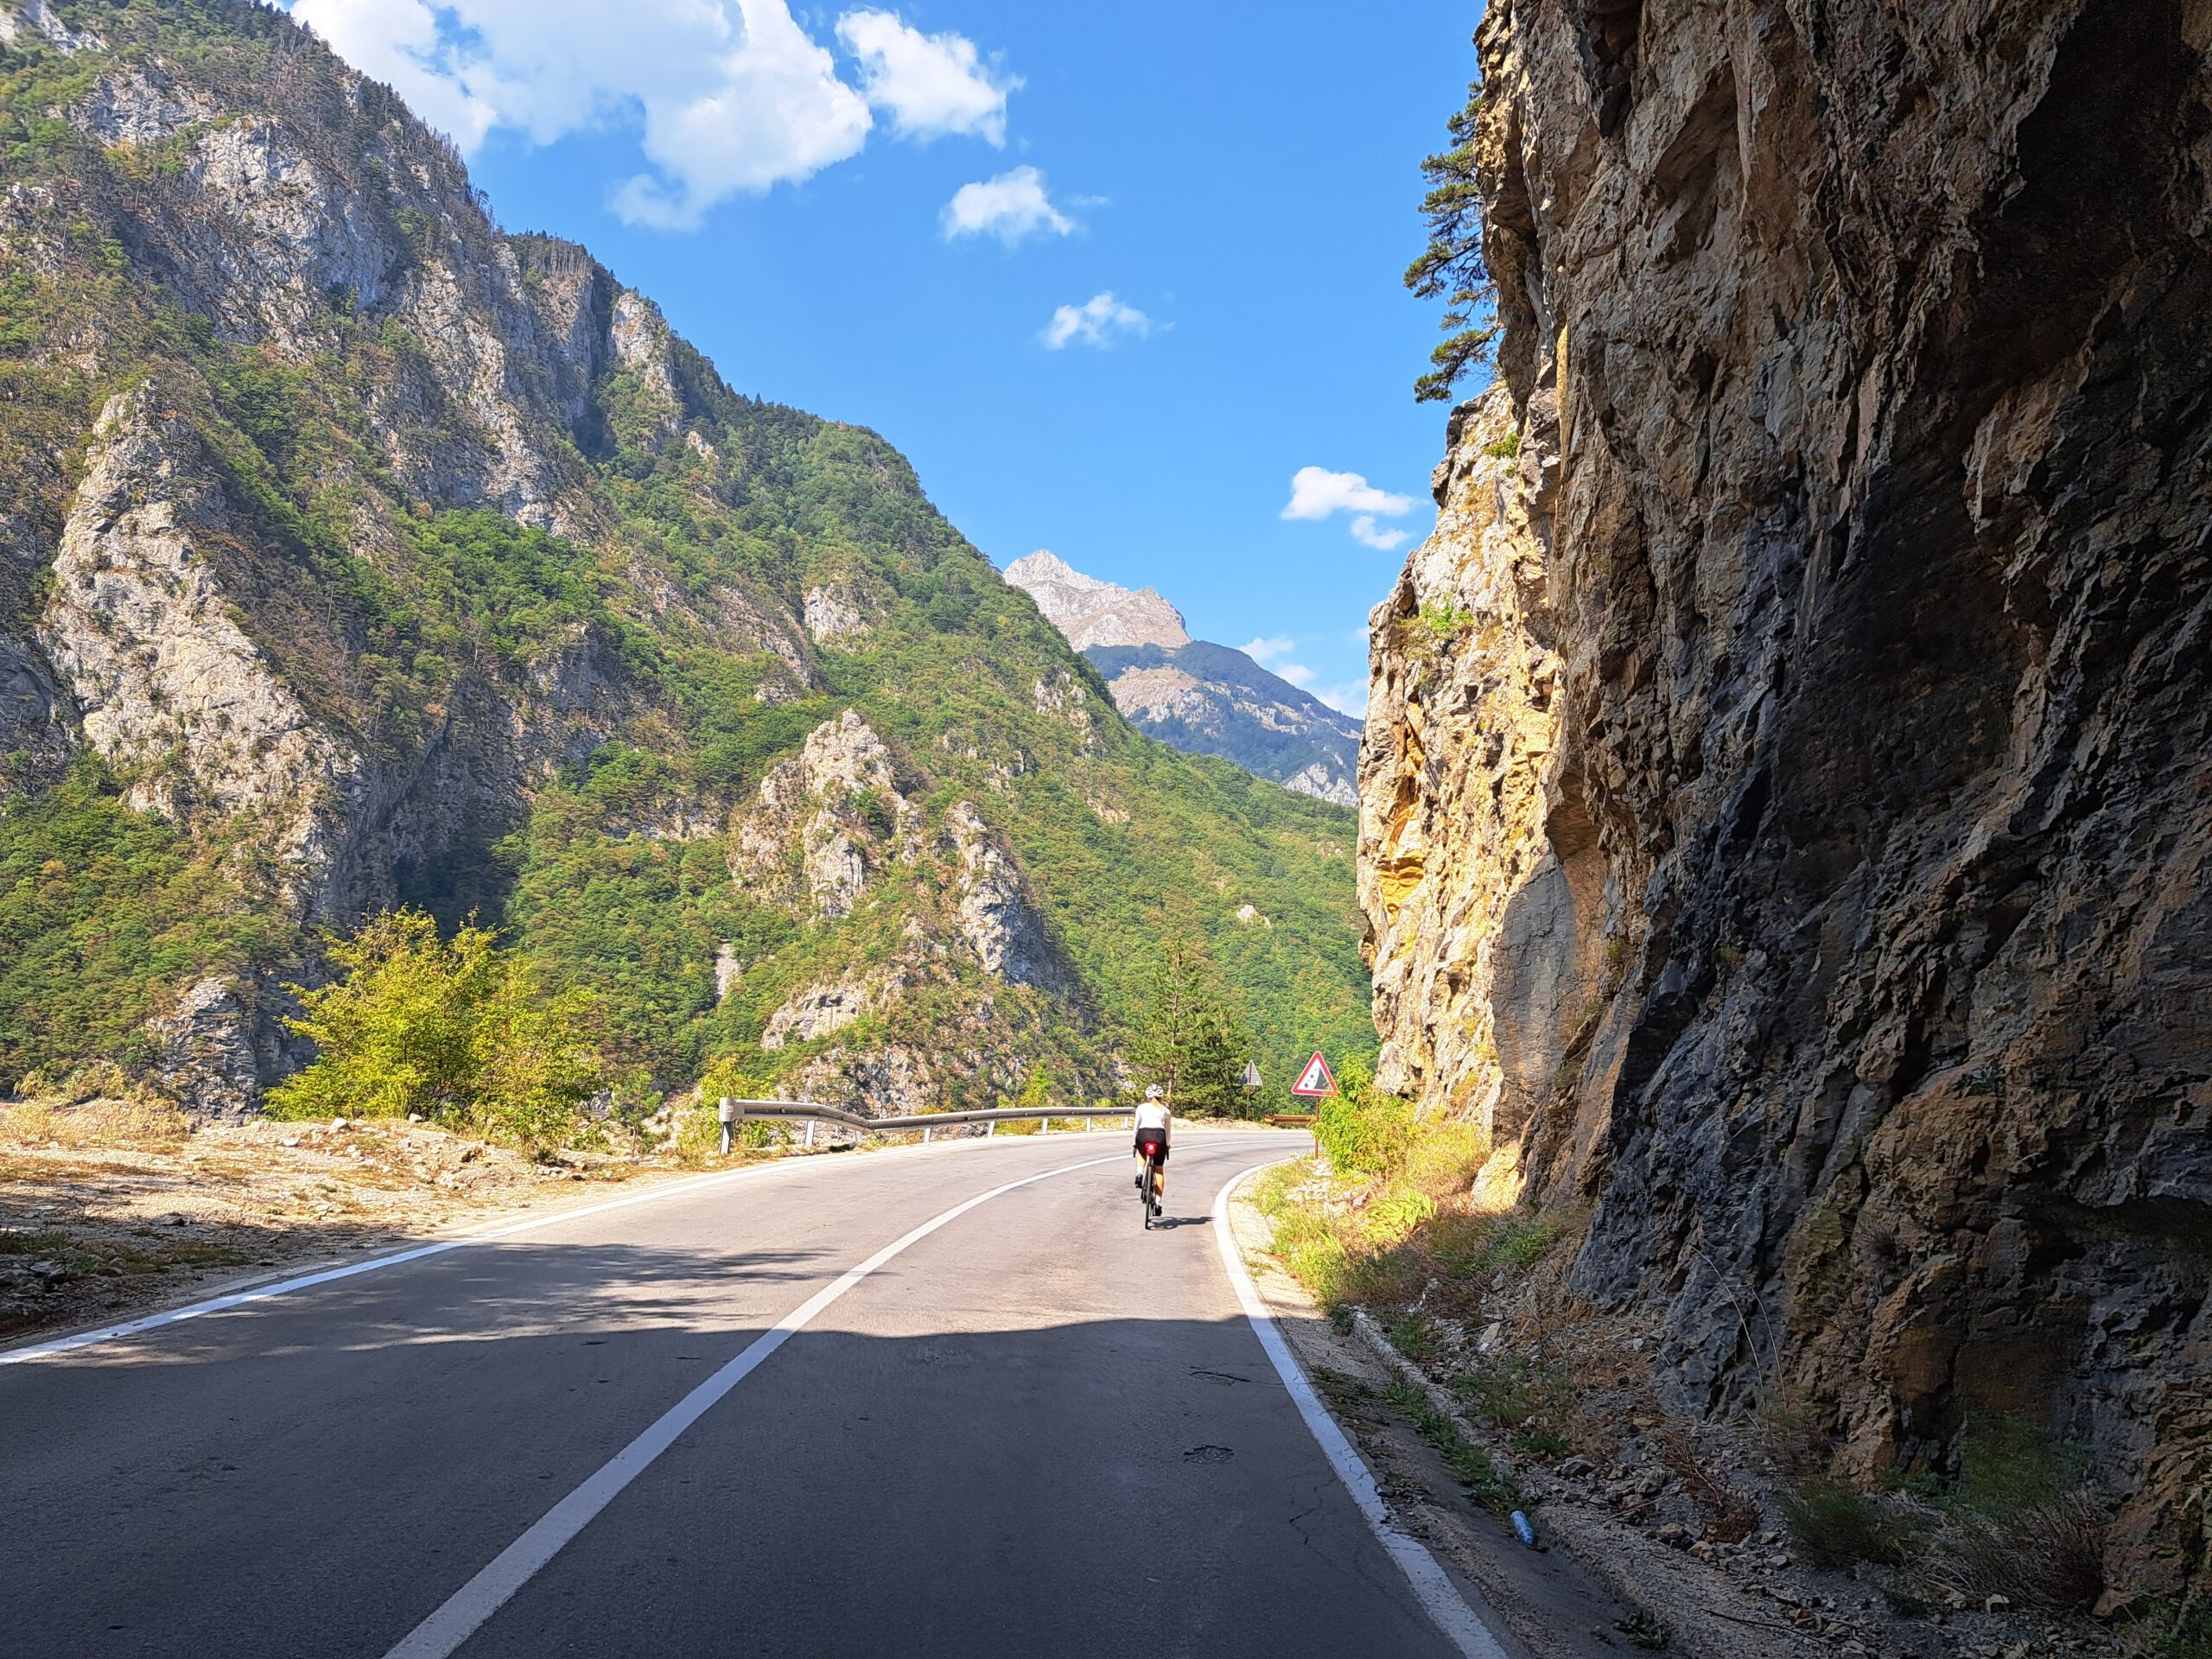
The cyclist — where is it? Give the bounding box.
[1133,1084,1172,1206]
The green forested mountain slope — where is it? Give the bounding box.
[0,0,1370,1116]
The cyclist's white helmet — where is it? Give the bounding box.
[1145,1085,1165,1100]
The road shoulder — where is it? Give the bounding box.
[1224,1167,1817,1659]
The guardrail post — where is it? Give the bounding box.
[987,1120,995,1137]
[718,1096,734,1156]
[1040,1116,1050,1135]
[924,1125,933,1144]
[804,1120,816,1150]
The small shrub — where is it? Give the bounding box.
[1780,1482,1919,1571]
[1482,429,1520,461]
[1417,599,1472,643]
[1389,1312,1441,1366]
[2138,1599,2212,1659]
[1366,1191,1436,1244]
[1316,1064,1416,1176]
[1488,1215,1558,1269]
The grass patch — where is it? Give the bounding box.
[1938,1493,2106,1611]
[0,1227,71,1254]
[0,1096,191,1148]
[1452,1357,1579,1459]
[1950,1414,2085,1518]
[1382,1377,1520,1514]
[1779,1482,1921,1571]
[1258,1092,1536,1323]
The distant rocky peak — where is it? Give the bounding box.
[1004,550,1190,651]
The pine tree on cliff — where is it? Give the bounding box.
[1405,79,1497,403]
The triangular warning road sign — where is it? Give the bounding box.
[1290,1051,1338,1098]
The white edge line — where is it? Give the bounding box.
[1212,1161,1512,1659]
[0,1131,1066,1367]
[384,1150,1124,1659]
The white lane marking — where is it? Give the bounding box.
[383,1152,1124,1659]
[1212,1163,1512,1659]
[0,1130,1128,1367]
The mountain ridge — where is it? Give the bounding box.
[1004,551,1362,806]
[0,0,1375,1117]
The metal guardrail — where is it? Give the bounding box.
[713,1097,1136,1153]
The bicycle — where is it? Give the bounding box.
[1137,1144,1163,1230]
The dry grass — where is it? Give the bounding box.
[1,1096,192,1150]
[1931,1493,2108,1612]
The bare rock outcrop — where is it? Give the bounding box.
[946,801,1066,993]
[1363,0,2212,1606]
[734,710,908,918]
[40,385,362,891]
[760,981,873,1052]
[149,975,260,1117]
[0,0,100,53]
[1362,385,1567,1170]
[1004,550,1189,650]
[803,586,872,645]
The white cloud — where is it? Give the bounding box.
[290,1,1012,232]
[1350,514,1411,551]
[944,165,1074,245]
[1240,635,1296,665]
[292,0,499,150]
[1274,662,1319,689]
[837,10,1015,144]
[1313,681,1371,719]
[1040,290,1152,350]
[1281,466,1416,523]
[612,3,874,229]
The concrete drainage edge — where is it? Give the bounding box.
[1345,1305,1682,1644]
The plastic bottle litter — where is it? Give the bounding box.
[1510,1510,1538,1548]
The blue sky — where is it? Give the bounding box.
[284,1,1484,715]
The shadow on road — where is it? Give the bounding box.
[5,1243,1640,1659]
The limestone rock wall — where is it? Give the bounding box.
[1363,0,2212,1604]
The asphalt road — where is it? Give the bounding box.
[3,1130,1490,1658]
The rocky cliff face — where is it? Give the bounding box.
[1007,551,1364,805]
[1363,0,2211,1605]
[0,0,1370,1122]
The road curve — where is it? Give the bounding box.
[4,1130,1485,1657]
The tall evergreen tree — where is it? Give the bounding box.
[1130,942,1252,1116]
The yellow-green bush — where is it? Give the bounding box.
[1314,1063,1417,1176]
[269,909,606,1149]
[1364,1192,1437,1244]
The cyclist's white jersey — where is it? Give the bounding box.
[1133,1102,1172,1139]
